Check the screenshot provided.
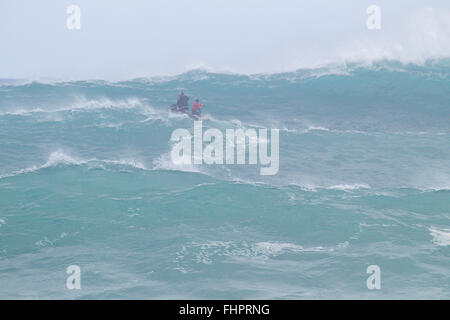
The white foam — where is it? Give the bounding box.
[231,178,268,187]
[279,124,332,135]
[422,186,450,192]
[412,172,450,192]
[0,96,149,116]
[43,150,85,167]
[306,125,330,132]
[327,184,371,191]
[0,150,86,179]
[429,227,450,246]
[286,182,371,192]
[180,240,346,266]
[152,151,201,174]
[417,182,450,192]
[252,242,324,255]
[0,150,148,179]
[102,158,147,170]
[202,114,263,131]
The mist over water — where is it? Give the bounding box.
[2,1,450,79]
[0,60,449,298]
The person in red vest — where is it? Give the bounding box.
[191,99,204,117]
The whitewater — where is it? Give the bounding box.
[0,60,449,299]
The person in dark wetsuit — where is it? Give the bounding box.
[176,92,189,112]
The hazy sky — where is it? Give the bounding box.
[1,0,450,79]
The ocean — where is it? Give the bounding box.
[0,60,449,299]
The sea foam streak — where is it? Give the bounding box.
[429,227,450,246]
[0,150,148,179]
[176,240,350,267]
[0,96,150,116]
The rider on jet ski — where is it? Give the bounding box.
[175,91,189,112]
[171,92,204,118]
[192,99,204,117]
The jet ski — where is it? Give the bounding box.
[169,104,189,114]
[169,104,201,120]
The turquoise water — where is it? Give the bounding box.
[0,60,449,299]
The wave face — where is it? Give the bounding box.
[0,61,449,299]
